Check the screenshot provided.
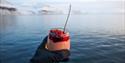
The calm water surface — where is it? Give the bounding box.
[0,14,125,63]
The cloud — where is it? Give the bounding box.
[37,0,125,2]
[20,0,38,6]
[6,0,38,6]
[6,0,125,7]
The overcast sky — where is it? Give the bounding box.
[5,0,124,13]
[7,0,125,5]
[6,0,124,8]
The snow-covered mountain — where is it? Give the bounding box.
[37,4,85,15]
[0,0,36,15]
[0,0,84,15]
[38,5,64,15]
[37,1,125,15]
[0,0,20,15]
[0,0,124,15]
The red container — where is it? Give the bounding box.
[46,28,70,51]
[49,29,70,42]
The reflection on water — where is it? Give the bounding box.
[0,14,125,63]
[0,15,18,35]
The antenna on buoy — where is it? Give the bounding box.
[63,4,72,33]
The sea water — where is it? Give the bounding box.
[0,14,125,63]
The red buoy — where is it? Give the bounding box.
[46,28,70,51]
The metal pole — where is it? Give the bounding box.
[63,4,71,33]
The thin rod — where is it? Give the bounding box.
[63,4,71,33]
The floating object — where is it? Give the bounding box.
[31,4,71,63]
[46,28,70,51]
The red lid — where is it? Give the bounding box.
[49,29,70,42]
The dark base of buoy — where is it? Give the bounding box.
[30,36,70,63]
